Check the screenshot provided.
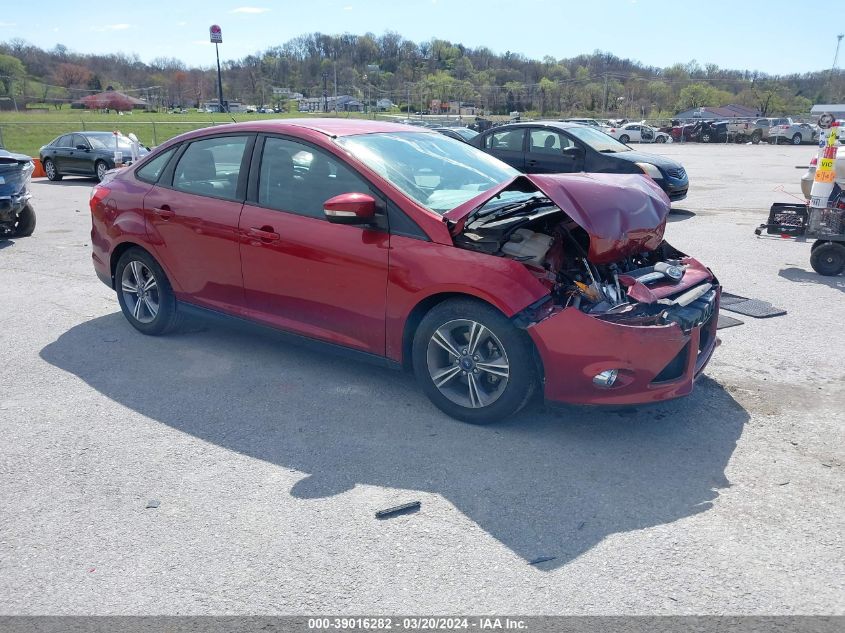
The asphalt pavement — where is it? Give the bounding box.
[1,142,843,614]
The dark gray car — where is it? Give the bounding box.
[39,132,149,182]
[471,121,689,201]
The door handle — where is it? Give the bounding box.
[249,226,280,242]
[526,159,538,166]
[152,205,175,220]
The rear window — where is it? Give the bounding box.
[136,147,176,184]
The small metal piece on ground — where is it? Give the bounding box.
[375,501,421,519]
[529,556,557,565]
[145,499,160,509]
[717,314,744,330]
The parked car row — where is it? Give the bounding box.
[662,117,820,145]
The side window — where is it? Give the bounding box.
[56,135,72,147]
[72,134,89,149]
[136,147,176,184]
[258,137,370,219]
[529,130,571,154]
[490,129,525,152]
[173,136,249,201]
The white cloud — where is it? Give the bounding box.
[231,7,270,13]
[0,21,17,27]
[92,23,131,32]
[343,5,353,9]
[176,21,188,26]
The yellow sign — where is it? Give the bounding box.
[819,158,835,171]
[826,129,838,147]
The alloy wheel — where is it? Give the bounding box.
[426,319,510,409]
[45,160,56,179]
[97,162,108,181]
[121,260,160,324]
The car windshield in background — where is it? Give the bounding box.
[567,126,632,153]
[336,132,517,214]
[85,133,135,150]
[453,128,479,141]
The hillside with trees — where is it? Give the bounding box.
[1,33,841,117]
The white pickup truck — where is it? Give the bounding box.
[768,118,819,145]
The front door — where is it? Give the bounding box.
[238,136,389,354]
[525,129,581,173]
[143,134,253,313]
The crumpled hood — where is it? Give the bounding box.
[444,172,671,264]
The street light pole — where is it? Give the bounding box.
[215,43,225,112]
[322,71,328,113]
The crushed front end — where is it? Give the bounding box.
[448,172,720,406]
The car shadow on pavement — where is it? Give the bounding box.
[41,312,748,570]
[36,178,97,187]
[778,267,845,292]
[667,208,696,222]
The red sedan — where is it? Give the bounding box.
[90,119,719,423]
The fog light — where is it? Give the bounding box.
[593,369,619,387]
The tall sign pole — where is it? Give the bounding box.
[210,25,225,113]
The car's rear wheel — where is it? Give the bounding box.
[43,158,61,181]
[412,298,536,424]
[791,133,802,145]
[95,160,109,182]
[810,242,845,276]
[10,204,36,238]
[751,132,762,144]
[619,134,630,144]
[655,135,666,143]
[115,247,181,335]
[700,133,711,143]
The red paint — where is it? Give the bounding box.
[90,119,719,408]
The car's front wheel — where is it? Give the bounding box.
[619,134,630,144]
[413,298,536,424]
[115,247,181,335]
[656,135,666,143]
[791,133,802,145]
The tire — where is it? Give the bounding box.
[751,132,762,145]
[700,133,711,143]
[791,133,802,145]
[115,247,182,335]
[95,160,109,182]
[811,240,829,252]
[43,158,62,181]
[412,298,537,424]
[809,242,845,276]
[656,135,666,143]
[10,204,36,238]
[619,134,630,144]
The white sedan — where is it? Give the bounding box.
[607,123,671,144]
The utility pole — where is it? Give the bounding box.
[603,72,609,117]
[322,71,328,113]
[833,34,844,72]
[333,63,338,113]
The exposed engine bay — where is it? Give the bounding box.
[451,177,717,333]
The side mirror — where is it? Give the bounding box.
[76,144,89,151]
[563,146,585,158]
[323,192,377,225]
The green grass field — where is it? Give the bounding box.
[0,108,373,158]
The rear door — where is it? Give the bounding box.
[238,135,389,354]
[50,135,74,171]
[525,129,581,174]
[143,134,254,313]
[481,128,526,170]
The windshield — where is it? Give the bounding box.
[453,128,479,140]
[336,132,517,214]
[567,126,632,153]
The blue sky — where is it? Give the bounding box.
[1,0,840,75]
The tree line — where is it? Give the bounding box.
[1,33,841,117]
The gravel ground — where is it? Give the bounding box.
[1,143,843,615]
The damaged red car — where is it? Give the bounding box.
[90,119,720,423]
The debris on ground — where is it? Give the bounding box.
[721,293,786,318]
[375,501,421,519]
[145,499,160,509]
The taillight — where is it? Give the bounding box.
[89,185,111,212]
[610,128,616,133]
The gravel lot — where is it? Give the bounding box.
[1,143,843,615]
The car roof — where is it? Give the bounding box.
[489,120,581,132]
[185,118,434,139]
